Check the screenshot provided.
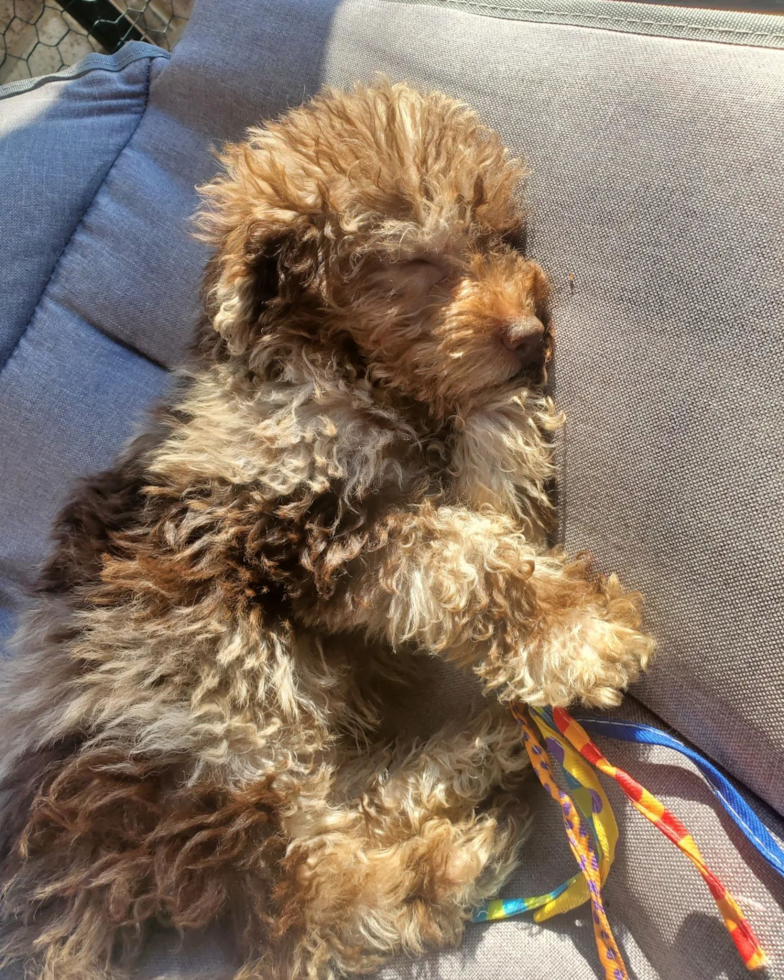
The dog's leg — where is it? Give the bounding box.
[0,741,291,980]
[250,707,529,980]
[308,503,654,708]
[356,705,531,911]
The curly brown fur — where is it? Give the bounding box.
[0,80,654,979]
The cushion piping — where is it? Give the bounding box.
[0,41,171,101]
[379,0,784,49]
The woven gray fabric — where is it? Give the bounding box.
[379,0,784,49]
[1,0,783,976]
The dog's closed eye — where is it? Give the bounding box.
[400,257,450,287]
[376,255,450,294]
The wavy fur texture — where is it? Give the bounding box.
[0,80,653,979]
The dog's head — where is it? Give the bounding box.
[197,80,551,414]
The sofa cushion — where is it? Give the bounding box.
[0,43,172,636]
[0,43,170,367]
[1,1,783,977]
[0,304,169,609]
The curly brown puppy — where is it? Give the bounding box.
[0,80,653,980]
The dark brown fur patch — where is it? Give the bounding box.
[2,748,287,955]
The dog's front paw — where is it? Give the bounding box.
[544,588,655,709]
[482,574,655,709]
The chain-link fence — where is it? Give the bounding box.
[0,0,192,85]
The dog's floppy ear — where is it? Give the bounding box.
[197,231,287,355]
[237,227,289,320]
[246,233,285,309]
[194,139,315,356]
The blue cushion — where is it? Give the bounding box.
[0,44,170,367]
[0,43,172,639]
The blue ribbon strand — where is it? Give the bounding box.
[576,716,784,881]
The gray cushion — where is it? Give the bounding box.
[1,1,783,977]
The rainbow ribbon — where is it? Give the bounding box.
[511,704,628,980]
[528,707,618,920]
[549,707,767,971]
[575,715,784,881]
[475,705,779,975]
[473,705,619,925]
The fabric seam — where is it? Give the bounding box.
[0,54,163,380]
[461,3,784,38]
[377,0,784,47]
[0,42,170,101]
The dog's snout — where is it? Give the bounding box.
[502,316,546,369]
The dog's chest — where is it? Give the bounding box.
[447,404,555,533]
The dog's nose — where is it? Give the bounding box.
[502,316,546,370]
